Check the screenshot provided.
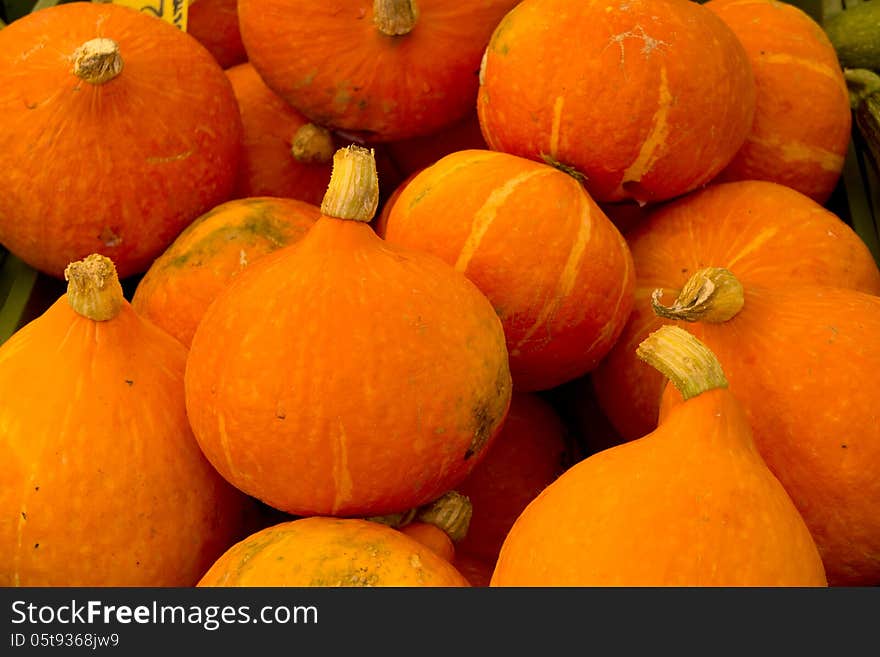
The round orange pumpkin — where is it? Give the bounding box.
[226,62,335,205]
[592,180,880,442]
[237,0,522,142]
[477,0,755,204]
[198,517,470,586]
[188,0,247,69]
[0,2,242,279]
[381,149,635,391]
[185,146,512,517]
[131,197,322,348]
[0,255,251,586]
[706,0,851,204]
[492,326,827,587]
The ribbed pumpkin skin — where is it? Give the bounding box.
[477,0,755,203]
[659,288,880,586]
[226,63,333,205]
[0,3,242,279]
[456,392,568,564]
[185,217,512,517]
[382,150,635,391]
[707,0,851,204]
[491,388,828,587]
[132,197,321,348]
[198,518,470,587]
[188,0,247,69]
[237,0,521,142]
[0,300,250,586]
[592,180,880,442]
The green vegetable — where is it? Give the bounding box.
[824,2,880,70]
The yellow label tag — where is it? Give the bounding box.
[110,0,189,32]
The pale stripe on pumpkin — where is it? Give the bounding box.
[510,187,593,355]
[454,168,556,273]
[743,134,845,172]
[331,420,354,516]
[549,95,565,159]
[620,65,672,188]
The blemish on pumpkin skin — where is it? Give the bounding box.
[99,226,122,248]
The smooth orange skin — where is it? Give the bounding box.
[188,0,247,69]
[185,216,512,517]
[198,517,470,587]
[0,298,251,586]
[592,180,880,442]
[237,0,521,142]
[225,63,333,205]
[132,197,321,347]
[456,392,568,563]
[491,388,828,587]
[382,149,635,391]
[657,288,880,586]
[399,522,456,563]
[477,0,755,204]
[0,3,242,279]
[707,0,851,204]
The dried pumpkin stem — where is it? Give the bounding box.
[374,0,419,36]
[64,254,124,321]
[651,267,744,323]
[416,491,472,543]
[320,145,379,222]
[72,38,124,85]
[636,325,728,400]
[291,124,335,165]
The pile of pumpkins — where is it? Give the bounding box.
[0,0,878,588]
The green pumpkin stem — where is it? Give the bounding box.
[72,38,123,85]
[651,267,744,323]
[291,123,335,165]
[64,254,124,321]
[320,145,379,222]
[636,325,728,401]
[374,0,419,36]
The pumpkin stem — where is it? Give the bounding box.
[72,38,124,85]
[291,123,335,165]
[366,491,473,543]
[651,267,744,323]
[415,491,473,543]
[320,145,379,222]
[374,0,419,36]
[636,325,728,401]
[64,254,125,321]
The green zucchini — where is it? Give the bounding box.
[824,2,880,70]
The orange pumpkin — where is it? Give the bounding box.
[646,272,880,586]
[0,255,250,586]
[381,149,635,391]
[455,392,568,564]
[593,180,880,443]
[706,0,851,204]
[491,326,827,586]
[226,63,335,205]
[185,146,512,517]
[188,0,247,69]
[477,0,755,203]
[398,522,456,563]
[237,0,521,142]
[131,197,322,348]
[0,2,242,279]
[198,517,470,586]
